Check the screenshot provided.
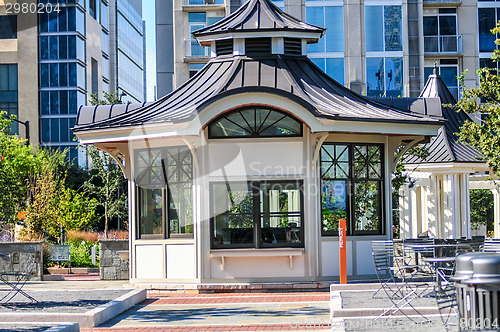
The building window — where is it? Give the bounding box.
[189,63,205,78]
[40,117,76,143]
[208,108,302,138]
[306,6,344,53]
[310,58,344,85]
[211,181,304,249]
[479,8,500,52]
[424,9,459,53]
[424,59,459,100]
[0,64,18,133]
[366,57,403,97]
[136,147,193,239]
[365,5,402,52]
[0,15,17,39]
[89,0,98,20]
[321,143,384,236]
[91,58,98,95]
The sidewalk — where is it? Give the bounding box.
[81,292,331,332]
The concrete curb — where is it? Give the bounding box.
[0,289,146,328]
[331,307,440,318]
[44,322,80,332]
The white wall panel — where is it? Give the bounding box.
[135,245,163,279]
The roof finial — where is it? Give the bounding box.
[433,61,438,75]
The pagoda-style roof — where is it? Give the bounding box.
[192,0,325,43]
[404,69,484,164]
[73,0,443,135]
[73,55,443,132]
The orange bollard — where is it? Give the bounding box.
[339,219,347,284]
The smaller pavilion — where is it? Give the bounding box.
[400,68,490,239]
[73,0,443,283]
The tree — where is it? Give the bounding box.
[83,148,127,235]
[25,149,97,239]
[455,22,500,176]
[0,112,37,226]
[470,189,494,232]
[83,91,128,235]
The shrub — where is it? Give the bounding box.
[66,230,99,243]
[68,241,99,268]
[99,230,128,240]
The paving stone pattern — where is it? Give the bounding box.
[81,291,332,331]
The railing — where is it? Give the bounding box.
[184,0,224,5]
[424,35,463,54]
[185,39,211,58]
[423,0,462,4]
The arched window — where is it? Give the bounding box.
[208,108,303,138]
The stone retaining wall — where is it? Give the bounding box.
[99,239,129,280]
[0,242,43,281]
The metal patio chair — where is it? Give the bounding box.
[0,252,38,304]
[372,240,430,323]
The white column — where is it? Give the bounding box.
[462,174,471,239]
[399,185,411,239]
[410,187,419,238]
[428,175,439,238]
[494,189,500,239]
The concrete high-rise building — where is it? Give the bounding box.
[39,0,145,163]
[156,0,484,99]
[0,0,145,164]
[0,0,38,144]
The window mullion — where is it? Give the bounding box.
[349,144,355,236]
[253,182,261,249]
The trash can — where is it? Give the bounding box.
[462,254,500,330]
[451,252,486,329]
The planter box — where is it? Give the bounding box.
[99,239,129,280]
[47,267,99,274]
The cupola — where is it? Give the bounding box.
[192,0,325,57]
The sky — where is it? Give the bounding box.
[142,0,157,101]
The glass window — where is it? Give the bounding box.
[188,12,206,23]
[325,7,344,52]
[69,62,77,87]
[367,57,403,97]
[60,36,68,60]
[76,7,85,34]
[425,62,459,100]
[306,7,325,53]
[101,2,109,29]
[101,31,109,55]
[40,36,49,60]
[40,91,50,115]
[211,181,304,249]
[136,147,194,239]
[60,90,68,114]
[365,6,384,52]
[50,63,59,87]
[40,64,49,88]
[326,58,344,85]
[208,108,303,138]
[77,63,86,89]
[365,5,402,52]
[139,188,164,237]
[321,143,384,236]
[69,90,77,114]
[59,63,68,87]
[479,8,498,52]
[0,16,17,39]
[384,6,402,51]
[49,36,58,59]
[68,6,77,31]
[41,119,50,142]
[50,91,59,114]
[51,118,60,142]
[59,7,67,32]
